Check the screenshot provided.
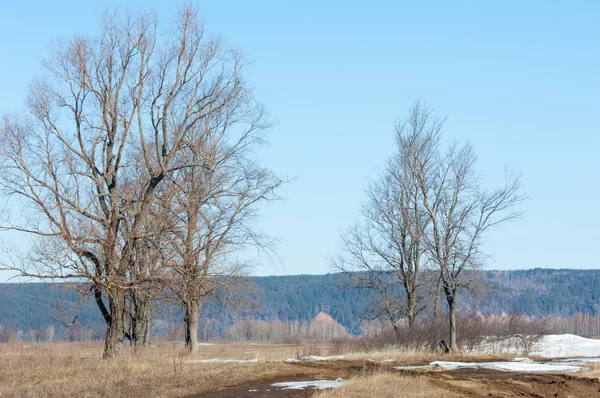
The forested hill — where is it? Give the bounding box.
[1,268,600,338]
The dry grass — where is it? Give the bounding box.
[313,372,451,398]
[0,341,299,397]
[577,362,600,380]
[0,340,524,397]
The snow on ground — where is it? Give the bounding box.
[271,379,346,390]
[391,335,600,374]
[429,360,583,374]
[469,336,531,355]
[469,334,600,358]
[550,358,600,365]
[187,359,258,363]
[284,355,344,363]
[394,358,584,374]
[530,334,600,358]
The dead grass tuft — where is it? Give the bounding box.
[577,362,600,380]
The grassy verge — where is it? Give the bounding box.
[313,372,450,398]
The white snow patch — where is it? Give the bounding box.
[187,358,258,364]
[466,334,600,358]
[394,357,587,374]
[393,365,428,370]
[530,334,600,358]
[196,343,214,346]
[549,358,600,366]
[284,355,344,363]
[513,357,534,362]
[271,378,346,390]
[429,361,583,374]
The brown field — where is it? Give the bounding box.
[1,341,599,397]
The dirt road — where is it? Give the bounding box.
[187,360,600,398]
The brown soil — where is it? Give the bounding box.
[186,360,600,398]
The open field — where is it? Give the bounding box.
[1,341,600,397]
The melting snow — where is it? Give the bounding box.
[284,355,344,363]
[271,378,346,390]
[394,357,586,374]
[429,360,583,374]
[187,359,258,363]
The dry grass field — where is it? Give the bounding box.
[1,341,600,397]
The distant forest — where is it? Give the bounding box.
[1,268,599,341]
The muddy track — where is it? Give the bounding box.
[186,360,600,398]
[425,370,600,398]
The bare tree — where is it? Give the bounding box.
[332,106,437,332]
[0,5,250,358]
[162,108,283,351]
[335,100,524,348]
[401,101,525,351]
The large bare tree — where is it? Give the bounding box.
[0,6,251,358]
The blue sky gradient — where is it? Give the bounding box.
[0,1,598,277]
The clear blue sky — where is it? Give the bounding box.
[0,1,598,278]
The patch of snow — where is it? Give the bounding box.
[513,357,534,362]
[393,365,428,370]
[284,355,344,363]
[466,334,600,358]
[187,358,258,363]
[429,360,583,374]
[248,389,258,392]
[272,378,346,390]
[467,336,532,355]
[196,343,214,346]
[549,358,600,366]
[530,334,600,358]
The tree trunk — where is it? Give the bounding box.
[184,299,202,352]
[130,290,152,351]
[390,316,401,339]
[433,275,443,319]
[407,291,416,330]
[104,288,127,359]
[448,295,457,352]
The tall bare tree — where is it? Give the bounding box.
[162,108,282,351]
[335,100,524,347]
[401,101,525,351]
[0,5,251,358]
[332,105,437,332]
